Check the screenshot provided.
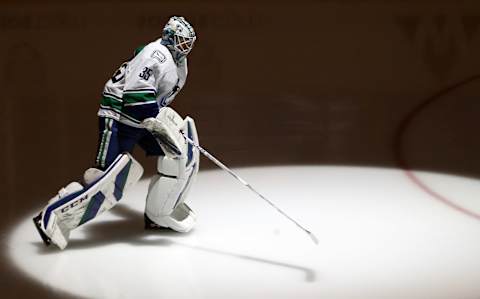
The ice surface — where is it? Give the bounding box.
[8,166,480,299]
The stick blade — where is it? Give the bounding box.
[307,231,319,245]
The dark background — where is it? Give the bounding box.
[1,1,480,298]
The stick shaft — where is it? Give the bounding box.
[182,132,318,244]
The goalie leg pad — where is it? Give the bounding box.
[145,115,199,232]
[33,181,83,248]
[35,153,144,249]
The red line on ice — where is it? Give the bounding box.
[394,74,480,221]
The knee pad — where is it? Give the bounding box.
[145,113,199,232]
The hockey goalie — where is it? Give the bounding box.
[33,16,200,250]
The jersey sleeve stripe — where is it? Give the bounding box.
[123,100,157,107]
[102,92,123,101]
[124,88,157,94]
[122,92,156,104]
[101,96,123,111]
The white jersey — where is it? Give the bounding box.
[98,39,187,127]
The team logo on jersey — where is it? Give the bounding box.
[139,67,153,80]
[151,50,166,63]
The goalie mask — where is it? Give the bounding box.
[161,16,196,63]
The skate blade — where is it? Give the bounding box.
[32,214,51,246]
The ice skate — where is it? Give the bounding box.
[32,212,51,246]
[144,213,169,230]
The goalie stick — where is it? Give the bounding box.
[181,131,319,245]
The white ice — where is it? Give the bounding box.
[8,166,480,299]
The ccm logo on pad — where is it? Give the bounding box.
[61,195,89,213]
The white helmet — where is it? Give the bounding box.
[161,16,196,62]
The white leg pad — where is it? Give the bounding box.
[83,167,105,185]
[145,115,199,232]
[37,153,144,249]
[149,203,197,233]
[44,182,83,249]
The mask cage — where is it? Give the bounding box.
[174,34,196,54]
